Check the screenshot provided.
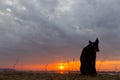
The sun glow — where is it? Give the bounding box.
[59,65,64,70]
[57,63,66,71]
[57,63,66,74]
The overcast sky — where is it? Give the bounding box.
[0,0,120,67]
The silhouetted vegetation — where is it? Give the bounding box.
[0,71,120,80]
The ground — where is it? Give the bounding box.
[0,71,120,80]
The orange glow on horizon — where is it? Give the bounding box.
[13,60,120,72]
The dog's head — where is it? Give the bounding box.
[89,38,99,52]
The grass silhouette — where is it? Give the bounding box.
[0,71,120,80]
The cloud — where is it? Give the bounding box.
[0,0,120,65]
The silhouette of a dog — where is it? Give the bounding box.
[80,38,99,75]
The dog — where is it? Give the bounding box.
[80,38,99,75]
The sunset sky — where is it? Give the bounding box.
[0,0,120,71]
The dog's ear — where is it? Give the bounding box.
[89,40,92,44]
[95,38,99,43]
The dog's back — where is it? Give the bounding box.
[80,44,96,63]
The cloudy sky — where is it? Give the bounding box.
[0,0,120,70]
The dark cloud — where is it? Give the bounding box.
[0,0,120,65]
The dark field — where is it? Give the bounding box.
[0,71,120,80]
